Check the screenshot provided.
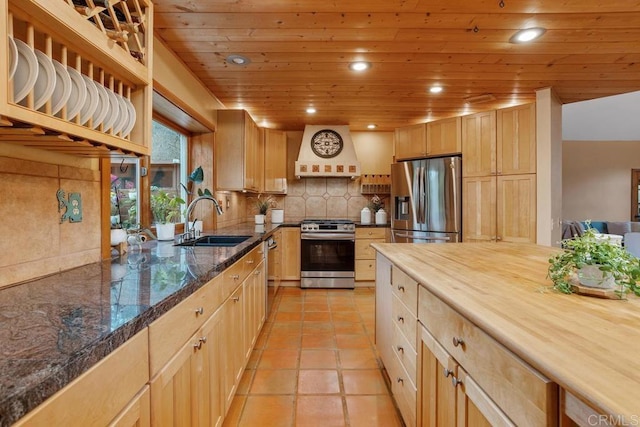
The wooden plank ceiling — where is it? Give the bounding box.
[153,0,640,131]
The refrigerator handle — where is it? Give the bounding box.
[419,166,426,224]
[450,159,459,232]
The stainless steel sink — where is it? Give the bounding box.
[176,235,252,247]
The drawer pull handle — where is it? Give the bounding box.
[233,296,240,302]
[451,376,463,388]
[397,285,405,292]
[247,260,255,264]
[452,337,465,347]
[396,345,404,353]
[255,270,261,275]
[396,377,404,384]
[397,316,404,323]
[195,307,204,316]
[193,337,206,350]
[443,368,453,378]
[232,274,240,280]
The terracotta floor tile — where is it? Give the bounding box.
[342,370,388,395]
[345,395,402,427]
[298,369,341,394]
[275,311,303,322]
[278,302,303,312]
[332,311,362,323]
[249,369,298,394]
[304,302,330,311]
[254,330,269,349]
[301,333,336,349]
[258,349,300,369]
[304,311,332,322]
[221,395,245,427]
[271,321,302,333]
[295,395,346,427]
[300,349,338,369]
[302,321,334,334]
[240,395,295,427]
[266,333,302,349]
[330,303,357,311]
[339,349,379,370]
[246,349,261,369]
[335,334,372,349]
[333,321,366,335]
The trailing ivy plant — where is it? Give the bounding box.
[548,223,640,297]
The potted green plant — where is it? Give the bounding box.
[181,166,213,197]
[151,186,185,240]
[548,224,640,297]
[252,194,273,224]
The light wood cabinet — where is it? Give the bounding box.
[244,259,266,359]
[268,229,282,290]
[463,174,536,243]
[418,286,557,427]
[462,111,496,178]
[14,330,150,426]
[2,0,153,157]
[222,284,245,410]
[216,110,262,192]
[280,227,301,281]
[355,227,387,282]
[375,253,393,369]
[497,103,536,175]
[427,117,461,156]
[395,123,427,160]
[263,128,287,193]
[461,104,536,243]
[109,386,151,427]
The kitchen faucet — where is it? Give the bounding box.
[179,195,224,242]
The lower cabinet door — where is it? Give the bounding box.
[222,285,245,411]
[420,326,456,427]
[109,386,151,427]
[456,367,515,427]
[200,308,225,427]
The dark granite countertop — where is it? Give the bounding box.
[0,221,285,426]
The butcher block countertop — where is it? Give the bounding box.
[371,242,640,420]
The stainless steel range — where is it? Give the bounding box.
[300,219,355,289]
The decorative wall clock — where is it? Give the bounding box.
[311,129,344,158]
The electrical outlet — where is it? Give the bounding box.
[226,198,231,209]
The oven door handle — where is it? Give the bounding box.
[301,233,355,241]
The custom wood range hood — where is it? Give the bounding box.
[295,125,361,178]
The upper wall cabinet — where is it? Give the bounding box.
[216,109,262,192]
[395,117,461,161]
[462,110,496,177]
[0,0,153,157]
[263,128,287,194]
[497,103,536,175]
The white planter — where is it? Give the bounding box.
[255,214,265,224]
[577,265,616,289]
[110,228,127,246]
[360,207,371,225]
[271,209,284,224]
[156,223,176,241]
[375,209,387,225]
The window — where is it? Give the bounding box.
[150,119,188,222]
[110,157,140,229]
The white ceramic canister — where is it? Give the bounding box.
[361,207,372,225]
[375,208,387,225]
[271,209,284,224]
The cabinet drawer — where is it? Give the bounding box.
[244,244,265,270]
[223,255,247,299]
[356,227,386,239]
[392,323,417,384]
[355,238,385,259]
[149,276,222,376]
[391,266,418,316]
[392,294,418,351]
[389,349,417,427]
[418,286,558,427]
[355,259,376,281]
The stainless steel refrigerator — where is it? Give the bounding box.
[391,156,462,243]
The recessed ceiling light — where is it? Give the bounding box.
[226,54,250,65]
[349,61,371,71]
[509,27,546,43]
[429,85,444,94]
[367,124,377,129]
[306,107,316,114]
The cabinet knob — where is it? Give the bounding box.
[452,337,465,347]
[195,307,204,316]
[246,260,255,264]
[193,337,206,350]
[233,296,240,302]
[368,231,373,235]
[451,376,463,388]
[397,316,404,323]
[396,345,404,354]
[397,285,405,292]
[232,274,240,280]
[443,368,453,378]
[496,236,502,241]
[396,377,404,385]
[255,270,261,275]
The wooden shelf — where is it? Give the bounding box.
[360,174,391,195]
